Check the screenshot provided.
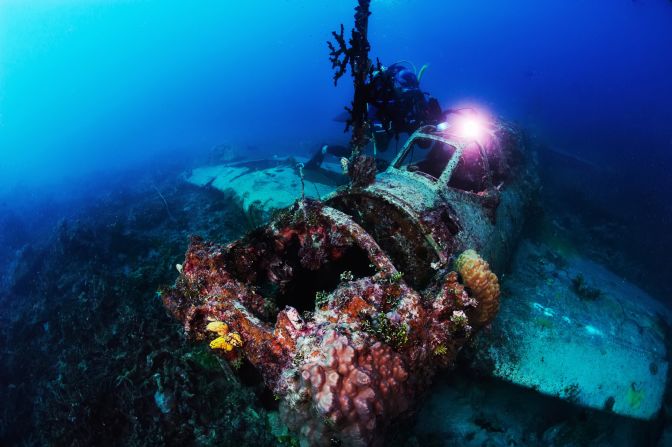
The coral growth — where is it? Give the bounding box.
[281,330,409,446]
[450,310,472,334]
[328,0,373,152]
[163,201,501,445]
[455,249,501,329]
[349,155,377,187]
[206,321,243,352]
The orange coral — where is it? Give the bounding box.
[455,249,500,328]
[206,321,243,352]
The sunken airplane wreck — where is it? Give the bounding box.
[161,1,670,445]
[162,117,540,446]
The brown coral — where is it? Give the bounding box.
[455,249,500,328]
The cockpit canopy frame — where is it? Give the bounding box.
[388,125,494,194]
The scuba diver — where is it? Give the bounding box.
[367,61,443,152]
[306,61,444,170]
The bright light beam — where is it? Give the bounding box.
[437,107,494,144]
[454,114,489,142]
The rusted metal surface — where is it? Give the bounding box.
[328,122,538,276]
[163,120,538,445]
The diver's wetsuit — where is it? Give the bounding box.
[368,63,443,152]
[306,62,443,170]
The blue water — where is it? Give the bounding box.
[2,0,670,284]
[2,1,671,187]
[1,1,671,445]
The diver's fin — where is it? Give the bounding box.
[417,64,429,83]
